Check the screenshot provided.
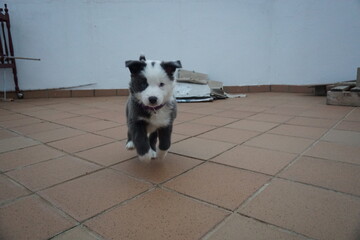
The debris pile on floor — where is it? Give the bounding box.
[175,69,246,103]
[327,67,360,107]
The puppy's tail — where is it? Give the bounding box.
[139,54,146,61]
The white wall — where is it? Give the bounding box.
[2,0,360,91]
[271,0,360,85]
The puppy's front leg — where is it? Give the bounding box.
[133,121,153,162]
[157,125,172,160]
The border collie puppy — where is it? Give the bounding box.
[125,55,182,162]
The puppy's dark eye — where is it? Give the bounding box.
[159,83,165,87]
[139,79,148,90]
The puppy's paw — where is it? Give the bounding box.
[126,141,134,150]
[156,149,168,160]
[138,149,156,163]
[138,152,151,163]
[150,149,157,159]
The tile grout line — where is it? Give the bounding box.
[238,212,318,240]
[202,212,317,240]
[159,185,234,213]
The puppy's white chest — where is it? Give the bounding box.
[147,108,171,133]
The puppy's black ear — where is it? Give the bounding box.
[139,55,146,61]
[161,60,182,77]
[125,60,146,74]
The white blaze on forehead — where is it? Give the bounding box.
[142,60,169,85]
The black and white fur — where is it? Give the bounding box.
[125,55,182,162]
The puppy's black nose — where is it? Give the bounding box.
[148,96,158,105]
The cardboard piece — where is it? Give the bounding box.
[175,69,246,102]
[174,82,212,98]
[177,69,208,84]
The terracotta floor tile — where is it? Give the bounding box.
[198,127,259,144]
[0,113,27,122]
[247,113,293,123]
[165,163,270,210]
[52,226,100,240]
[207,214,305,240]
[39,169,151,221]
[76,141,136,166]
[239,179,360,240]
[321,129,360,146]
[212,145,296,175]
[170,137,235,160]
[0,129,18,140]
[171,133,189,143]
[173,112,205,124]
[210,101,237,110]
[88,111,126,124]
[95,125,128,140]
[233,105,268,113]
[53,116,99,127]
[12,106,48,114]
[47,103,85,111]
[182,106,225,115]
[226,119,278,132]
[345,108,360,121]
[264,105,308,116]
[74,120,120,132]
[67,107,107,115]
[280,156,360,196]
[28,127,85,143]
[335,120,360,132]
[27,109,78,121]
[7,156,100,191]
[112,153,202,183]
[244,133,314,154]
[212,110,256,119]
[0,174,30,204]
[11,121,63,135]
[48,133,114,153]
[177,103,197,112]
[300,107,352,119]
[0,136,39,153]
[0,116,43,128]
[85,189,228,240]
[173,122,216,136]
[0,195,74,240]
[0,145,65,172]
[304,141,360,165]
[268,124,328,139]
[190,115,238,126]
[178,102,214,109]
[0,109,16,117]
[286,116,337,128]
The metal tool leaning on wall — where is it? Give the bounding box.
[1,4,40,101]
